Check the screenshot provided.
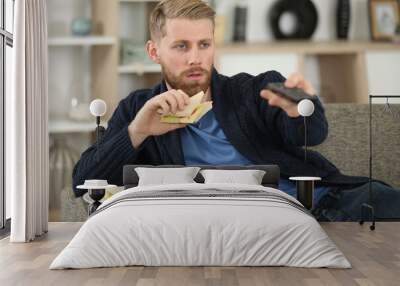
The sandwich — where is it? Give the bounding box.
[160,91,213,124]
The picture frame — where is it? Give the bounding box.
[369,0,400,41]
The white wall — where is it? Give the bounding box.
[366,51,400,103]
[218,53,298,78]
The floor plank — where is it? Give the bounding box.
[0,222,399,286]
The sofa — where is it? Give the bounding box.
[312,104,400,188]
[58,104,400,222]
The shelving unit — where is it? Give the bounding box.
[49,119,108,134]
[215,41,400,104]
[47,0,400,129]
[118,63,161,75]
[49,120,96,134]
[48,36,116,46]
[46,0,119,222]
[117,0,161,100]
[47,0,119,131]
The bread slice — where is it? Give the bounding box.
[160,91,213,124]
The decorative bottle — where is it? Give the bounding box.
[337,0,351,39]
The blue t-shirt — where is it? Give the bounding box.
[180,109,252,165]
[180,109,330,206]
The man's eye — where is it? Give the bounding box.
[200,43,210,48]
[175,44,186,50]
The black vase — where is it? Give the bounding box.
[336,0,351,39]
[233,5,247,42]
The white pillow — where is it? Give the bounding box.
[200,169,266,185]
[135,167,200,186]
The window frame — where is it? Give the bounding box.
[0,0,14,234]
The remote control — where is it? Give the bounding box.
[266,82,315,103]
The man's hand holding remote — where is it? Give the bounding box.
[260,73,317,118]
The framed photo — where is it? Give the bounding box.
[369,0,400,41]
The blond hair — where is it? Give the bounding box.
[149,0,216,41]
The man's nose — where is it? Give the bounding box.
[187,47,201,66]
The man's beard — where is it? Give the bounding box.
[161,64,212,97]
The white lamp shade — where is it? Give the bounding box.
[90,99,107,117]
[297,99,315,117]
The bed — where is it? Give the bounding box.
[50,165,350,269]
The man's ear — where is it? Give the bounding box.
[146,40,161,64]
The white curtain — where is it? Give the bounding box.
[7,0,49,242]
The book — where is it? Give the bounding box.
[160,91,213,124]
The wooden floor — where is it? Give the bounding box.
[0,222,399,286]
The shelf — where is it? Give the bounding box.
[217,40,400,55]
[49,119,107,134]
[118,63,161,74]
[48,36,116,47]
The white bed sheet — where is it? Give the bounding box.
[50,183,350,269]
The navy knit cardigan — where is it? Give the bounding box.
[72,69,368,197]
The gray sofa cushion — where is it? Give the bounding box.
[312,104,400,188]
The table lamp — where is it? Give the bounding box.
[89,99,107,163]
[77,99,111,215]
[289,99,321,210]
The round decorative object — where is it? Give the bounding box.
[269,0,318,39]
[71,18,92,36]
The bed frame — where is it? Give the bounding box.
[123,165,280,189]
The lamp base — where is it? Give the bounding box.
[296,180,314,210]
[289,176,321,210]
[88,188,105,215]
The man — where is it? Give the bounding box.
[73,0,400,221]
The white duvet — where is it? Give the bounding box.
[50,183,350,269]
